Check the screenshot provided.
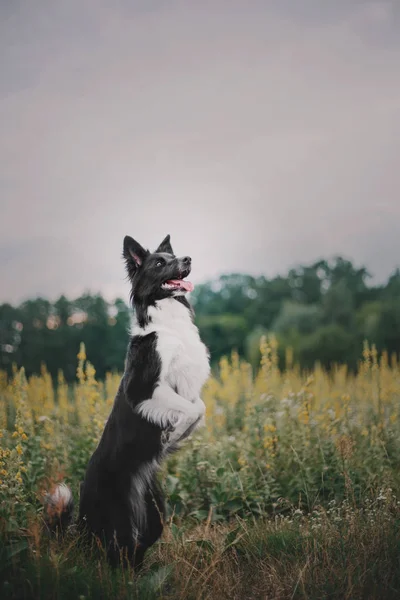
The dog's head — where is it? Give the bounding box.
[123,234,194,303]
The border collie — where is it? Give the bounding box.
[45,234,210,568]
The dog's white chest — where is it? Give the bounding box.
[160,325,210,395]
[144,299,210,400]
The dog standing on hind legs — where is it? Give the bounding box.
[45,234,210,568]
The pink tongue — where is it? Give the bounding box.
[167,279,194,292]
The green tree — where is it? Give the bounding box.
[299,324,359,370]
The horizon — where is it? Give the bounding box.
[1,252,398,306]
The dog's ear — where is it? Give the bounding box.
[123,236,149,276]
[156,234,174,255]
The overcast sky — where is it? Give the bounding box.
[1,0,400,304]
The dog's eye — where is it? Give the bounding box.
[156,260,164,267]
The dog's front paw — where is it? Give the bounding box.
[192,397,206,417]
[163,410,180,432]
[162,410,184,445]
[161,429,171,445]
[197,414,206,428]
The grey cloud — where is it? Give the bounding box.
[1,0,399,303]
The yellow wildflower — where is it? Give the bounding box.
[263,423,277,433]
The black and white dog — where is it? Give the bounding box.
[46,234,210,568]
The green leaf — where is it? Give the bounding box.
[0,539,29,572]
[223,526,246,552]
[137,565,173,597]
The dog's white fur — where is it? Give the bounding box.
[48,483,72,505]
[132,297,210,444]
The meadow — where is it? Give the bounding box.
[1,339,400,599]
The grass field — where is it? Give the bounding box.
[1,339,400,599]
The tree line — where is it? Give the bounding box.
[1,257,399,380]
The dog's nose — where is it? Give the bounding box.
[182,256,191,265]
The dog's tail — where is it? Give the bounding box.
[43,483,74,536]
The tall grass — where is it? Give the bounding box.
[1,340,400,598]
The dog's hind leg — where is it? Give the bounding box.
[145,479,165,544]
[132,546,146,571]
[132,479,165,570]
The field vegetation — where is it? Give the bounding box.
[1,340,400,599]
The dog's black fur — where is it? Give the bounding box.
[46,235,204,569]
[77,337,165,568]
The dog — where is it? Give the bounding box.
[45,234,210,568]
